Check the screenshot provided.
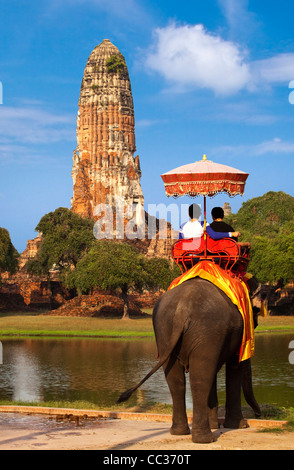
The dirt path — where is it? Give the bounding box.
[0,407,293,450]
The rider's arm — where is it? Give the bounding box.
[179,221,237,240]
[178,223,185,239]
[206,225,232,240]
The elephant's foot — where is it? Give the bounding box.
[192,429,214,444]
[208,407,219,429]
[170,424,190,436]
[223,417,249,429]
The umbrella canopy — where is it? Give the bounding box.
[161,155,249,198]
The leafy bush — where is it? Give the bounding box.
[106,54,126,74]
[225,191,294,283]
[0,227,18,278]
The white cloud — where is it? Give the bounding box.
[218,0,245,29]
[0,105,75,165]
[0,106,74,144]
[211,138,294,158]
[146,23,251,96]
[250,53,294,85]
[0,144,40,164]
[253,138,294,155]
[206,101,278,126]
[145,22,294,96]
[218,0,258,41]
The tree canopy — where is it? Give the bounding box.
[26,207,180,317]
[224,191,294,284]
[64,241,146,294]
[63,240,179,318]
[0,227,18,278]
[27,207,94,276]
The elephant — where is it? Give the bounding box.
[118,277,261,444]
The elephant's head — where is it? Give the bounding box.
[246,276,266,327]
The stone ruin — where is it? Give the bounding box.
[1,39,177,313]
[71,39,144,219]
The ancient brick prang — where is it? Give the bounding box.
[71,39,144,219]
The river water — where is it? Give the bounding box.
[0,333,293,409]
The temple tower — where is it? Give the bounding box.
[71,39,144,219]
[223,202,232,217]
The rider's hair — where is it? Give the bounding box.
[189,204,201,219]
[211,207,224,220]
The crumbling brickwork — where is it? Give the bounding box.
[71,39,144,219]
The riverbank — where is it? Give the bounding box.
[0,313,293,449]
[0,311,294,338]
[0,406,293,450]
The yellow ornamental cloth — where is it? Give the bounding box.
[259,299,267,317]
[168,260,255,362]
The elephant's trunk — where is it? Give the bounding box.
[241,359,261,417]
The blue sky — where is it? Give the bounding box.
[0,0,294,252]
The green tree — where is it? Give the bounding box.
[143,257,181,291]
[0,228,18,283]
[27,207,94,276]
[224,191,294,284]
[64,240,177,319]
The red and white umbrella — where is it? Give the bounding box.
[161,154,248,198]
[161,154,249,230]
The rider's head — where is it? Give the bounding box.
[211,207,224,220]
[189,204,201,220]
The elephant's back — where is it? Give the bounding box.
[153,277,243,338]
[154,277,236,314]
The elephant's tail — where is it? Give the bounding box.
[117,356,168,403]
[117,326,183,403]
[241,360,261,417]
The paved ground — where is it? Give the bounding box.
[0,410,293,450]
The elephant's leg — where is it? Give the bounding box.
[189,355,216,443]
[224,356,248,429]
[163,357,190,436]
[208,377,219,429]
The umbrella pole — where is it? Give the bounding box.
[203,195,207,257]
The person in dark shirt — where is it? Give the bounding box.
[210,206,251,251]
[210,207,261,312]
[210,207,238,241]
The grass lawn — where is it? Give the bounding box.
[256,315,294,333]
[0,310,293,338]
[0,311,154,338]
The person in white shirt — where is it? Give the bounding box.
[179,204,240,240]
[180,204,204,239]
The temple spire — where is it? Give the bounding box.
[71,39,144,219]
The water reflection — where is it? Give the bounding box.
[250,334,294,407]
[0,334,293,409]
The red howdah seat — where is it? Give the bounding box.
[172,234,250,274]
